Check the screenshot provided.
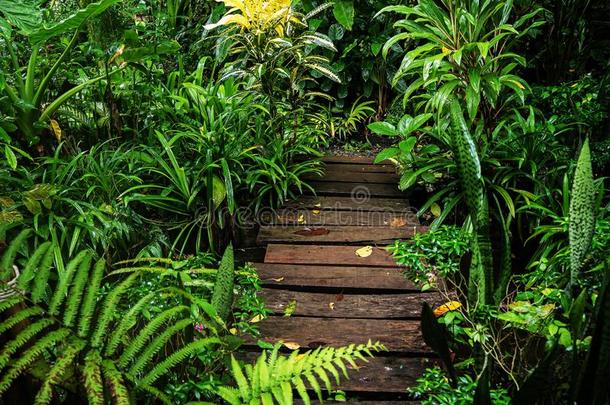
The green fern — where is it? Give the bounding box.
[0,234,224,403]
[569,138,596,288]
[211,244,235,322]
[0,228,31,280]
[215,340,387,405]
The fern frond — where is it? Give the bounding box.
[31,244,56,303]
[83,350,105,405]
[0,228,31,280]
[34,339,86,405]
[0,328,71,395]
[0,306,43,335]
[101,360,130,405]
[48,249,90,316]
[217,341,386,404]
[117,305,190,368]
[17,241,52,291]
[139,337,221,385]
[0,295,24,313]
[62,252,93,327]
[134,382,173,405]
[90,273,139,348]
[128,318,193,376]
[0,318,54,372]
[211,244,235,322]
[78,258,105,337]
[105,292,156,357]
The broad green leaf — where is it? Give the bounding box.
[0,0,41,34]
[398,137,417,154]
[211,175,226,209]
[333,0,354,30]
[29,0,120,44]
[367,122,397,136]
[374,147,399,163]
[4,144,16,169]
[120,40,180,62]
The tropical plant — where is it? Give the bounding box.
[0,232,225,404]
[214,340,386,405]
[211,244,235,322]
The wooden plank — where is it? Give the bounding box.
[294,402,414,404]
[322,163,397,173]
[305,181,406,198]
[250,317,429,353]
[260,289,443,318]
[240,352,436,393]
[254,263,415,290]
[257,225,427,245]
[283,196,414,212]
[259,209,419,227]
[264,244,398,267]
[304,171,400,184]
[321,156,389,164]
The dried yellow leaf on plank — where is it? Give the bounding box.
[283,341,301,350]
[355,246,373,257]
[249,314,264,323]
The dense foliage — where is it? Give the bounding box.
[0,0,608,403]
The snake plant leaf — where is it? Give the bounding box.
[29,0,120,44]
[569,138,595,287]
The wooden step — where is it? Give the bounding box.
[260,289,443,319]
[321,156,385,164]
[304,171,400,184]
[264,244,398,267]
[305,181,406,198]
[321,162,397,173]
[254,263,414,290]
[250,317,429,353]
[260,209,419,227]
[240,352,436,394]
[257,225,426,245]
[283,196,414,212]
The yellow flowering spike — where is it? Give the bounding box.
[433,301,462,317]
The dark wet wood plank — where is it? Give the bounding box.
[254,263,415,290]
[259,209,419,227]
[257,225,427,245]
[250,317,429,353]
[304,171,400,184]
[305,181,406,198]
[240,352,436,394]
[283,196,414,212]
[264,244,398,267]
[321,156,387,164]
[322,162,397,173]
[261,289,443,319]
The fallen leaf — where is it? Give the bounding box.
[283,341,301,350]
[229,328,238,335]
[335,293,344,302]
[249,314,264,323]
[355,246,373,257]
[269,277,284,282]
[390,217,407,228]
[314,203,321,207]
[284,300,297,317]
[329,302,335,310]
[294,227,330,236]
[431,203,441,218]
[297,214,305,224]
[433,301,462,317]
[312,209,320,215]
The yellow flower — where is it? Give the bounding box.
[205,0,293,33]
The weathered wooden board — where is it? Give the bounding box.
[259,209,419,227]
[240,352,436,393]
[321,156,386,164]
[257,225,427,245]
[283,196,414,212]
[249,317,429,353]
[264,244,399,267]
[322,162,397,173]
[260,289,443,319]
[305,181,406,198]
[303,171,400,184]
[254,263,414,290]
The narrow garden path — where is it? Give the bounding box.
[248,156,442,402]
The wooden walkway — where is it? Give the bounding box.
[247,156,440,402]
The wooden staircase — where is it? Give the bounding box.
[245,156,440,402]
